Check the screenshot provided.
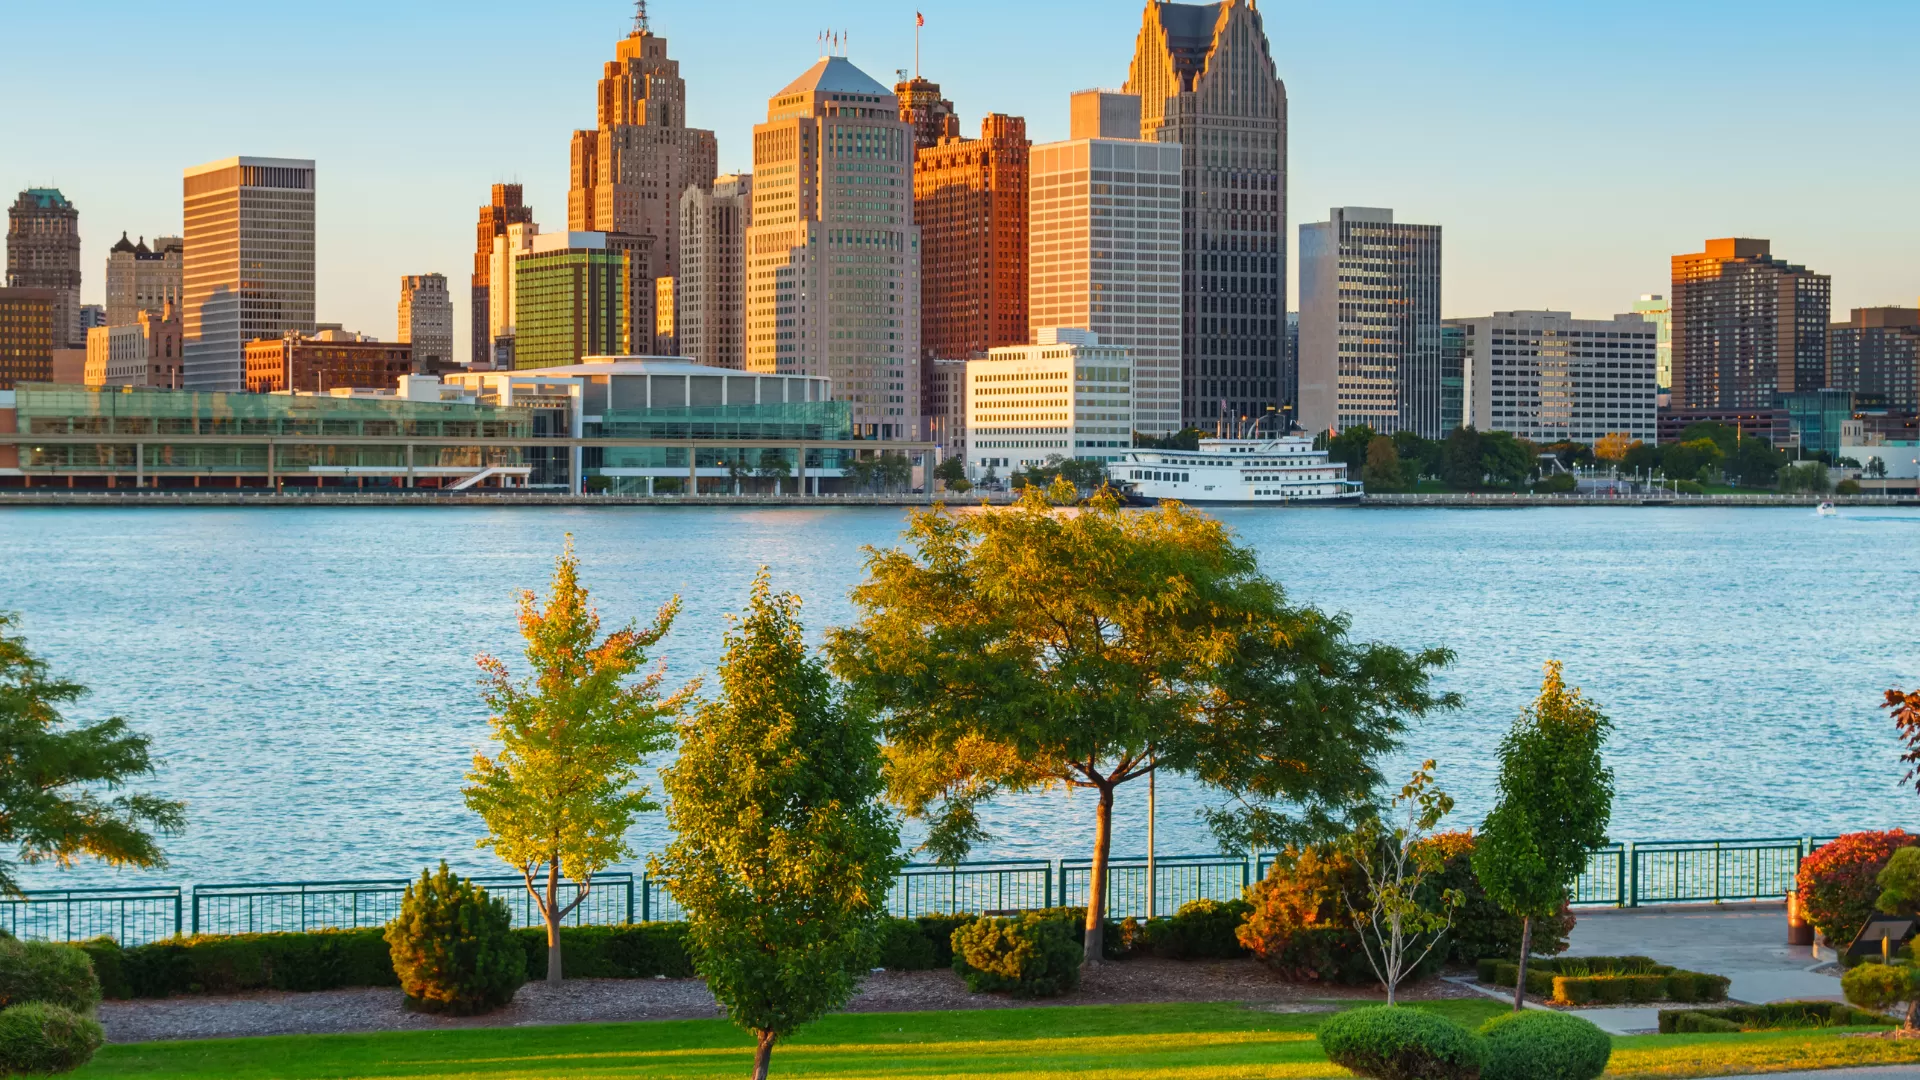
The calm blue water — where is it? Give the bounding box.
[0,505,1913,889]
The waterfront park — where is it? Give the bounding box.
[7,488,1920,1079]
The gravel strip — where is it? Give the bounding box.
[99,959,1480,1044]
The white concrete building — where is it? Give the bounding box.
[966,328,1133,479]
[1453,310,1659,444]
[1028,137,1182,436]
[487,222,539,361]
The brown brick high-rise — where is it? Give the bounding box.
[1671,238,1830,410]
[914,114,1030,368]
[471,184,533,367]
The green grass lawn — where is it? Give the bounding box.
[72,1000,1920,1080]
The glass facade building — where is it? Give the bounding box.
[513,235,627,370]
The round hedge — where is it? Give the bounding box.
[1480,1009,1610,1080]
[1318,1005,1487,1080]
[384,863,524,1016]
[0,939,100,1014]
[0,1002,104,1074]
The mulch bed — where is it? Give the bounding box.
[98,958,1480,1044]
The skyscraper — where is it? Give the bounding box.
[105,234,183,327]
[488,221,540,367]
[1028,133,1183,436]
[181,157,316,391]
[513,232,626,370]
[1670,238,1829,410]
[398,273,454,371]
[5,190,82,348]
[745,54,921,439]
[472,184,533,367]
[1829,307,1920,412]
[567,9,717,288]
[894,75,958,152]
[914,114,1030,362]
[1126,0,1288,432]
[1297,207,1442,438]
[678,173,751,370]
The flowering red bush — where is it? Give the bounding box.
[1797,830,1915,949]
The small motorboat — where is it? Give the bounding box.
[1816,501,1838,517]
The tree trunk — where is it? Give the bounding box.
[545,856,564,984]
[751,1030,777,1080]
[1906,997,1919,1033]
[1084,784,1115,967]
[1512,914,1534,1011]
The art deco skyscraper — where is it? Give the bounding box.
[1297,207,1442,438]
[181,157,316,391]
[398,273,454,370]
[6,190,82,348]
[746,54,921,439]
[472,184,533,366]
[894,75,959,152]
[105,234,183,327]
[1126,0,1288,432]
[679,173,751,369]
[1670,238,1829,410]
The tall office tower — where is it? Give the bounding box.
[567,10,717,289]
[180,157,316,391]
[1028,134,1183,436]
[488,221,540,367]
[397,273,454,371]
[1297,207,1442,438]
[105,235,184,327]
[1632,293,1672,393]
[0,288,58,389]
[745,55,922,439]
[472,184,534,366]
[1453,311,1659,445]
[915,114,1030,359]
[894,75,959,152]
[1829,307,1920,411]
[1125,0,1287,432]
[1439,322,1465,433]
[678,173,751,369]
[1671,238,1829,410]
[5,190,82,348]
[512,232,626,369]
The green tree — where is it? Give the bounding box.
[1728,437,1783,488]
[1343,761,1463,1005]
[934,455,972,494]
[655,573,901,1080]
[753,449,792,494]
[842,455,879,493]
[1363,436,1406,492]
[1869,457,1889,480]
[1621,441,1661,478]
[1662,438,1724,484]
[465,539,688,982]
[1778,461,1831,493]
[1472,661,1615,1010]
[877,452,914,493]
[0,614,185,896]
[1392,430,1443,483]
[1058,458,1109,494]
[1442,427,1485,488]
[1135,428,1202,451]
[828,482,1457,963]
[1478,431,1533,488]
[1677,421,1738,456]
[1327,425,1377,469]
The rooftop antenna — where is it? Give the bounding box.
[632,0,648,35]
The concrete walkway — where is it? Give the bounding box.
[1692,1070,1920,1079]
[1566,902,1843,1006]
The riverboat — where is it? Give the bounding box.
[1107,436,1363,506]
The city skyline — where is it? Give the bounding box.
[4,0,1918,366]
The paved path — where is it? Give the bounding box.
[1567,902,1843,1007]
[1692,1070,1920,1079]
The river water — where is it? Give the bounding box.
[0,504,1913,888]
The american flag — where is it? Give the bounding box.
[917,11,925,26]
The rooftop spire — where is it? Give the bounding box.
[631,0,648,35]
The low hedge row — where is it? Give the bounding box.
[1476,955,1728,1005]
[81,923,691,999]
[1657,1000,1893,1034]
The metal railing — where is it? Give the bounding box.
[7,834,1869,945]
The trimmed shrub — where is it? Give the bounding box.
[1429,832,1573,966]
[1140,898,1251,960]
[0,1002,104,1075]
[1798,830,1915,949]
[0,940,100,1014]
[911,915,975,969]
[1841,961,1915,1022]
[1479,1009,1609,1080]
[1317,1005,1486,1080]
[951,913,1082,998]
[875,919,939,971]
[1239,845,1378,984]
[1480,955,1725,1006]
[509,923,691,980]
[1658,1000,1894,1034]
[384,863,525,1016]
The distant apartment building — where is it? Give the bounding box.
[923,357,967,462]
[1297,207,1443,438]
[244,329,412,393]
[966,328,1133,477]
[181,157,317,391]
[1670,238,1829,410]
[472,184,534,367]
[105,234,184,327]
[85,304,182,387]
[745,55,922,439]
[513,232,627,370]
[678,173,750,369]
[1829,307,1920,412]
[895,75,959,152]
[5,189,82,348]
[1632,294,1672,393]
[0,288,58,389]
[1028,127,1181,436]
[397,274,454,371]
[1452,311,1658,445]
[1127,0,1289,431]
[915,114,1030,362]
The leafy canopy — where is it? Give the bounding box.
[465,538,687,895]
[1473,661,1615,920]
[827,483,1459,862]
[0,613,185,897]
[655,572,901,1072]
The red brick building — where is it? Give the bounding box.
[244,331,412,393]
[913,114,1030,366]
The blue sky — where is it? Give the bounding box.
[5,0,1917,361]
